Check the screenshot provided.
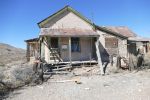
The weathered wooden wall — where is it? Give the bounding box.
[26,42,39,62]
[43,37,96,63]
[118,39,128,57]
[41,11,93,30]
[26,43,30,62]
[60,37,95,62]
[136,42,148,54]
[97,30,128,58]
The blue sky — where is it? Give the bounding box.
[0,0,150,49]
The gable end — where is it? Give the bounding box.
[38,6,94,28]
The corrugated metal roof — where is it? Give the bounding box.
[95,26,128,39]
[105,26,137,37]
[128,37,150,42]
[39,28,99,37]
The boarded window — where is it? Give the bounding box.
[71,37,80,52]
[105,37,118,48]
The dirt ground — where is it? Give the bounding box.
[6,66,150,100]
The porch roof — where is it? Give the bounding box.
[39,28,99,37]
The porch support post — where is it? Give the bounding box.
[40,37,45,60]
[58,37,61,56]
[26,43,30,62]
[69,37,72,66]
[95,37,103,75]
[44,36,50,63]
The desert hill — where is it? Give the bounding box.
[0,43,26,66]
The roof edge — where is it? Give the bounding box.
[24,38,39,42]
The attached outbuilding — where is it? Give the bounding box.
[25,38,39,62]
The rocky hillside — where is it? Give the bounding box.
[0,43,26,66]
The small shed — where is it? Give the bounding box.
[25,38,39,62]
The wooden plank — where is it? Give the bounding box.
[95,38,103,75]
[26,43,30,61]
[58,60,97,64]
[39,37,42,59]
[44,36,49,62]
[58,37,61,53]
[52,66,71,71]
[116,55,121,69]
[44,71,69,75]
[40,37,45,59]
[69,37,72,66]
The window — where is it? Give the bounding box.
[50,38,58,48]
[71,37,80,52]
[105,37,118,48]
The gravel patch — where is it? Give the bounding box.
[7,69,150,100]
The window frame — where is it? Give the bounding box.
[71,37,80,52]
[105,37,118,48]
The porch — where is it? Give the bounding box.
[39,28,99,65]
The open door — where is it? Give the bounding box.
[128,42,137,56]
[51,37,58,48]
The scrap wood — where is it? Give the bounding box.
[44,71,69,75]
[52,66,71,71]
[49,77,82,84]
[50,80,74,83]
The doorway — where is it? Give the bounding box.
[50,37,58,48]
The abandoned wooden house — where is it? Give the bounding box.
[38,6,99,65]
[25,6,150,73]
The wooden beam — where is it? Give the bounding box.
[39,37,42,58]
[26,43,30,62]
[52,66,71,71]
[58,37,61,55]
[69,37,72,66]
[95,37,103,75]
[90,37,92,67]
[45,36,50,63]
[41,37,46,61]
